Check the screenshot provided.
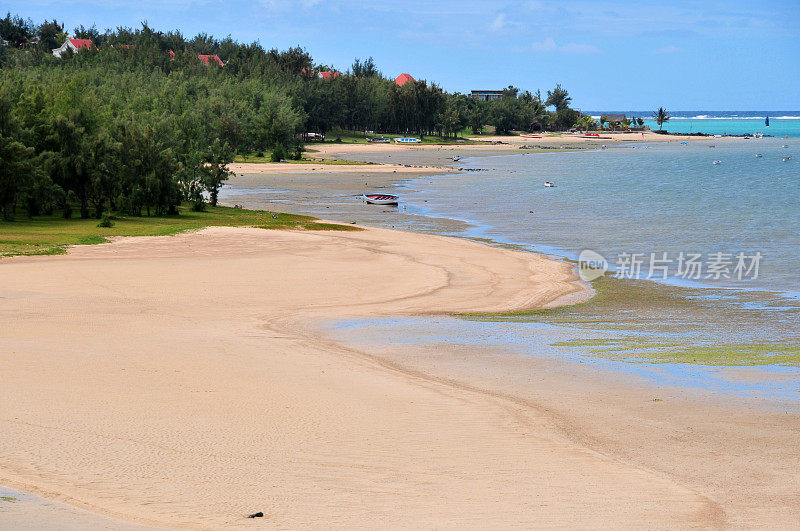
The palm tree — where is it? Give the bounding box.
[653,107,671,130]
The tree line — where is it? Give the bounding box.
[0,13,582,221]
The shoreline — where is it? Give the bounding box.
[3,135,798,528]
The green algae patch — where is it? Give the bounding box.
[463,273,800,367]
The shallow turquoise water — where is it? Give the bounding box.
[642,117,800,137]
[589,111,800,137]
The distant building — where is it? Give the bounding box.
[395,73,415,86]
[470,90,504,102]
[198,54,224,67]
[52,38,95,58]
[603,114,626,123]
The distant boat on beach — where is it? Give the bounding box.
[394,137,421,144]
[360,193,399,205]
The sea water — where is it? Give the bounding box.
[341,138,800,402]
[589,111,800,138]
[408,138,800,294]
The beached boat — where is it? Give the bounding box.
[520,134,543,138]
[367,137,390,143]
[360,193,399,205]
[394,137,421,144]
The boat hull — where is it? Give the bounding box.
[361,194,399,205]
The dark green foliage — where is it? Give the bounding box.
[0,14,582,220]
[97,214,114,227]
[545,83,572,111]
[270,144,285,162]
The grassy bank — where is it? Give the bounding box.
[0,205,360,258]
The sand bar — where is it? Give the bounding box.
[0,226,727,528]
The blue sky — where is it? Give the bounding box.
[7,0,800,110]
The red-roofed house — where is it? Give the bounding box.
[318,71,340,79]
[52,38,95,58]
[395,73,415,86]
[198,54,224,67]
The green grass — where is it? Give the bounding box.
[0,204,362,257]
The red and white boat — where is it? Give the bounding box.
[360,193,399,205]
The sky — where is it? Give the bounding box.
[6,0,800,110]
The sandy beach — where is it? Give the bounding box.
[3,135,797,529]
[228,131,741,178]
[0,225,727,528]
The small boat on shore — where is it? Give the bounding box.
[394,137,421,144]
[360,193,399,205]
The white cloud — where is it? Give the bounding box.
[529,37,599,54]
[653,45,684,54]
[490,13,506,30]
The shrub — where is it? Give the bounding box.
[97,214,115,227]
[270,144,286,162]
[192,200,207,212]
[288,144,303,160]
